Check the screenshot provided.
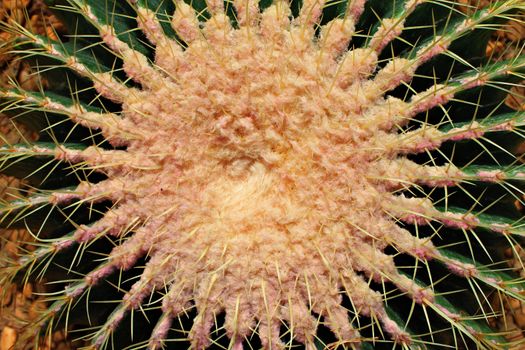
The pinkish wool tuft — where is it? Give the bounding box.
[447,127,485,141]
[446,262,478,278]
[490,223,512,234]
[476,170,505,182]
[416,36,451,64]
[436,305,462,322]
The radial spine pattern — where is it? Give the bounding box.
[1,0,525,349]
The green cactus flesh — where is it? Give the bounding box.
[1,0,525,349]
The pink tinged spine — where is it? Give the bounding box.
[92,72,135,103]
[353,212,439,261]
[233,0,260,27]
[445,261,478,278]
[100,25,169,89]
[372,58,416,92]
[35,36,130,104]
[391,127,444,154]
[63,55,133,104]
[436,304,462,322]
[395,274,435,304]
[190,306,220,350]
[355,54,445,131]
[416,14,486,66]
[258,317,285,350]
[121,243,177,309]
[162,282,194,319]
[64,265,118,302]
[323,305,361,343]
[206,0,225,14]
[232,340,244,350]
[85,265,118,288]
[386,195,481,230]
[490,223,512,234]
[51,179,126,205]
[366,13,452,90]
[398,122,486,154]
[65,283,88,300]
[99,26,128,52]
[409,84,456,116]
[52,238,74,252]
[319,18,355,59]
[70,111,129,147]
[369,18,406,53]
[460,72,489,90]
[41,100,131,145]
[172,1,201,43]
[96,228,162,290]
[54,213,135,275]
[446,127,485,142]
[73,226,105,243]
[352,240,434,304]
[136,7,165,45]
[297,0,326,26]
[371,158,464,189]
[489,121,515,132]
[70,219,122,247]
[53,146,88,163]
[342,272,385,317]
[124,281,152,310]
[204,13,234,45]
[224,298,255,343]
[304,279,360,342]
[415,35,451,65]
[359,96,410,131]
[80,208,140,245]
[260,1,292,40]
[55,145,158,173]
[350,270,431,324]
[79,221,158,289]
[395,233,439,261]
[94,308,128,348]
[50,181,92,204]
[154,39,185,76]
[475,170,505,182]
[341,272,410,343]
[405,0,426,10]
[380,316,411,345]
[440,212,480,230]
[383,195,439,226]
[335,48,378,89]
[110,241,145,271]
[149,315,173,350]
[284,298,317,344]
[348,0,366,21]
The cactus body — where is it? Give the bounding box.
[1,0,525,349]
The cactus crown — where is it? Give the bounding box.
[1,0,525,349]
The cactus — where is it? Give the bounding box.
[1,0,525,349]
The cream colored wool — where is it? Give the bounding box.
[31,0,508,349]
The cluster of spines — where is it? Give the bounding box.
[0,0,524,349]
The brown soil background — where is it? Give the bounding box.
[0,0,523,349]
